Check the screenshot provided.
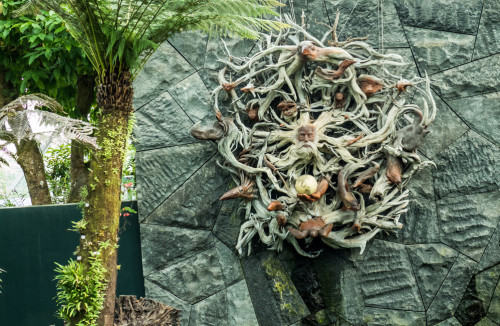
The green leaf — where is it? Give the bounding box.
[65,43,71,51]
[28,54,37,65]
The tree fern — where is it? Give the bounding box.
[15,0,286,81]
[0,94,98,148]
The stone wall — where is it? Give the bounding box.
[133,1,500,325]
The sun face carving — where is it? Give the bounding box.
[190,15,436,257]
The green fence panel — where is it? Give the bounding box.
[0,201,144,326]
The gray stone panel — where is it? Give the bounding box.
[361,307,426,326]
[417,91,469,160]
[477,220,500,272]
[397,196,440,244]
[359,240,423,311]
[292,309,352,326]
[141,224,215,276]
[136,142,215,219]
[189,290,228,326]
[168,30,208,71]
[324,0,407,49]
[404,26,475,75]
[215,241,244,287]
[134,42,195,109]
[393,0,482,35]
[406,243,459,309]
[431,54,500,100]
[426,254,476,325]
[204,37,255,70]
[144,279,192,326]
[433,130,499,200]
[241,251,310,326]
[437,192,500,261]
[434,317,462,326]
[142,157,229,229]
[456,264,500,326]
[213,196,246,253]
[488,271,500,324]
[447,92,500,146]
[226,280,259,326]
[384,47,420,78]
[134,90,200,151]
[147,247,226,304]
[167,72,214,126]
[473,0,500,60]
[476,317,498,326]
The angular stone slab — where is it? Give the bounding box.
[393,0,482,35]
[168,30,208,71]
[187,279,259,326]
[147,247,226,304]
[204,37,255,70]
[291,309,351,326]
[433,130,499,200]
[226,280,259,326]
[406,163,435,200]
[473,0,500,60]
[215,241,244,287]
[358,240,423,311]
[167,72,214,126]
[417,91,469,160]
[476,317,499,326]
[435,317,462,326]
[324,0,407,49]
[447,92,500,146]
[488,277,500,324]
[426,254,476,325]
[404,26,475,75]
[141,224,215,276]
[280,259,325,314]
[455,264,500,326]
[305,0,330,40]
[136,142,215,219]
[384,47,420,78]
[431,54,500,100]
[406,243,459,309]
[143,157,229,229]
[362,307,426,326]
[314,249,367,325]
[189,290,228,326]
[144,279,192,326]
[477,220,500,272]
[134,90,200,151]
[241,251,309,326]
[437,192,500,261]
[396,197,440,245]
[213,195,246,254]
[134,42,195,109]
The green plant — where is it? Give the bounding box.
[16,1,285,323]
[44,143,72,203]
[54,250,107,326]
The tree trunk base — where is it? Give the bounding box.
[114,296,180,326]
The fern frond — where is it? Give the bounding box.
[0,95,98,149]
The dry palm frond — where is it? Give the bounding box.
[0,94,98,148]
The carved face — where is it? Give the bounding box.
[334,92,346,109]
[297,125,316,145]
[277,100,298,120]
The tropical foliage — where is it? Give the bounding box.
[14,0,285,324]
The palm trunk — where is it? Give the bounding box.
[15,139,52,205]
[81,69,133,326]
